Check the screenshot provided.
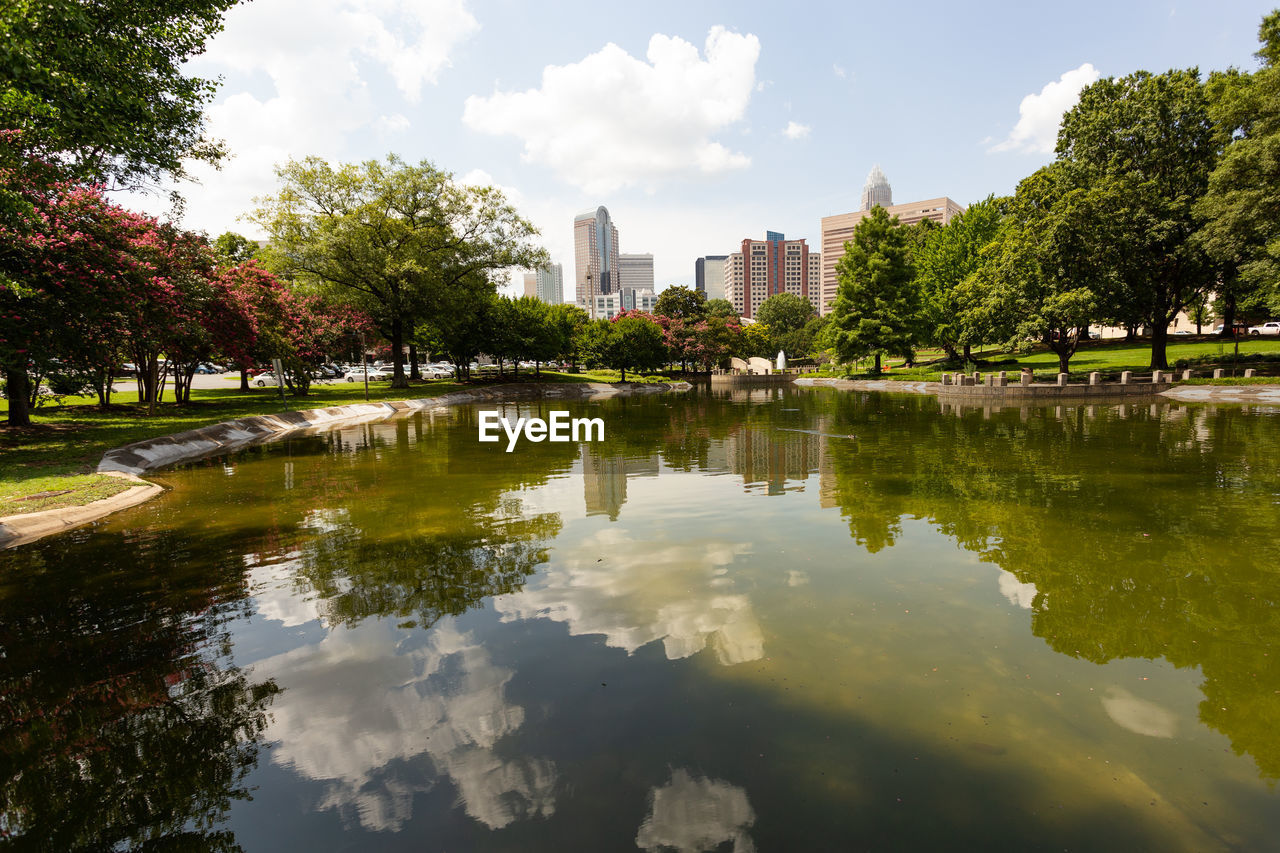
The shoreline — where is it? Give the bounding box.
[794,376,1280,404]
[0,381,690,549]
[5,377,1277,549]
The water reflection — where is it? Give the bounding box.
[3,390,1280,849]
[818,393,1280,779]
[0,531,278,850]
[635,770,756,853]
[252,617,556,831]
[495,530,764,666]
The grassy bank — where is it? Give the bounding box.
[1,379,467,514]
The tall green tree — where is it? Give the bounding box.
[653,285,708,321]
[978,165,1110,374]
[0,0,237,192]
[1196,11,1280,318]
[581,316,666,381]
[829,206,918,374]
[252,155,546,387]
[1057,68,1219,368]
[754,293,815,339]
[913,196,1007,361]
[704,298,738,320]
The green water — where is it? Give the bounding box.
[3,388,1279,851]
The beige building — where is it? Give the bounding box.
[522,272,537,299]
[724,232,822,320]
[819,167,963,314]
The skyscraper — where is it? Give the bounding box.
[574,207,620,318]
[535,263,564,303]
[696,255,729,300]
[860,165,892,210]
[618,253,654,309]
[522,272,537,299]
[723,232,821,319]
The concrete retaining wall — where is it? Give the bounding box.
[709,374,795,387]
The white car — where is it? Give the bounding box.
[1248,321,1280,336]
[254,373,281,387]
[344,367,389,382]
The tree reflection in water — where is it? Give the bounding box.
[0,529,279,850]
[823,393,1280,779]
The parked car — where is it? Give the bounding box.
[1172,330,1193,336]
[1248,321,1280,336]
[254,373,281,387]
[1212,323,1250,336]
[344,367,390,382]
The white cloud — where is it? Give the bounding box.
[636,770,756,853]
[494,523,764,667]
[997,570,1037,609]
[990,63,1100,155]
[1101,687,1178,738]
[783,121,810,140]
[832,63,847,79]
[132,0,478,234]
[253,618,556,831]
[462,26,760,193]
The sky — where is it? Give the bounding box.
[133,0,1279,296]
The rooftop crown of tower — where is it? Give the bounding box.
[860,165,893,211]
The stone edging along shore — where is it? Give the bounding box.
[794,376,1280,404]
[0,381,690,549]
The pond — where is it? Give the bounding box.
[3,387,1279,851]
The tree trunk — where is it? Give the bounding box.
[620,365,626,382]
[873,352,882,374]
[390,316,408,388]
[1125,324,1137,342]
[1149,322,1170,370]
[240,368,250,391]
[409,344,421,381]
[1058,348,1071,375]
[1218,292,1237,338]
[5,367,31,426]
[962,343,971,362]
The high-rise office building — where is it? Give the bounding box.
[574,206,620,318]
[535,263,564,303]
[723,232,821,319]
[522,272,537,299]
[820,168,963,314]
[695,255,729,300]
[618,253,654,309]
[860,165,893,211]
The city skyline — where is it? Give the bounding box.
[126,0,1276,295]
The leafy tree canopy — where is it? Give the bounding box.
[653,285,707,321]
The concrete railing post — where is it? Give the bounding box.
[1020,370,1032,387]
[1245,368,1257,378]
[1213,368,1225,379]
[941,373,952,386]
[1056,373,1068,387]
[1181,369,1193,381]
[1089,372,1101,386]
[1120,371,1132,385]
[994,375,1007,387]
[1152,369,1163,384]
